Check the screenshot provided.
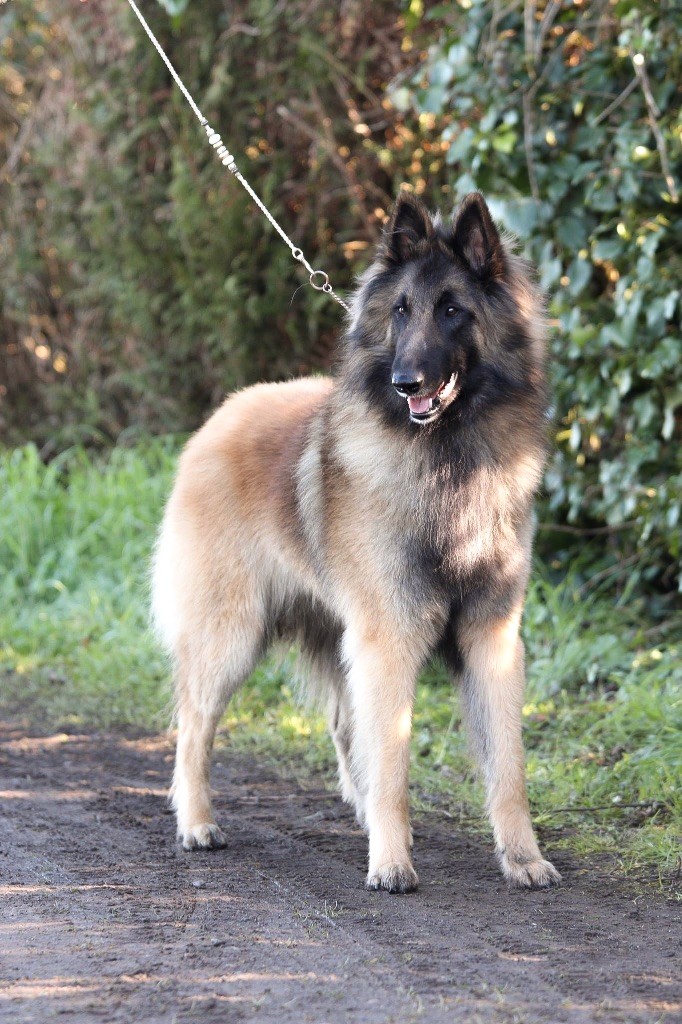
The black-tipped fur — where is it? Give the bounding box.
[156,190,560,895]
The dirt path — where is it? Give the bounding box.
[0,721,679,1024]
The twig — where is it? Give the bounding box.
[510,38,565,102]
[300,36,381,107]
[479,0,523,62]
[537,520,639,536]
[642,620,681,638]
[218,22,261,41]
[276,101,382,228]
[0,93,21,126]
[543,801,666,816]
[522,90,540,200]
[534,0,563,64]
[631,52,679,202]
[578,551,642,595]
[524,0,537,67]
[588,0,615,46]
[516,15,567,202]
[592,76,638,126]
[0,84,52,180]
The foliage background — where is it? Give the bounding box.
[0,0,680,883]
[0,0,680,592]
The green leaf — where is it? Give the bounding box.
[155,0,189,13]
[593,239,622,261]
[487,197,541,239]
[430,59,454,88]
[566,257,592,297]
[491,129,518,154]
[662,407,675,441]
[556,217,588,249]
[420,85,447,113]
[446,128,475,164]
[589,186,618,212]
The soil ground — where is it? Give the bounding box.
[0,719,680,1024]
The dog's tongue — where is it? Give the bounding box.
[408,395,433,415]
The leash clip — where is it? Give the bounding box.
[309,270,332,294]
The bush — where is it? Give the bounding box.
[0,0,427,445]
[1,0,680,589]
[401,0,681,588]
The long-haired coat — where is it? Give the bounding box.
[152,192,561,893]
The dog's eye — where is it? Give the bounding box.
[395,304,408,316]
[445,305,461,317]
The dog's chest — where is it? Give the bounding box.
[321,418,533,609]
[406,465,530,592]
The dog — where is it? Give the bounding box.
[152,191,561,893]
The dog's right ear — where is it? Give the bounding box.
[381,192,434,265]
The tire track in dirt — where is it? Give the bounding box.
[0,721,679,1023]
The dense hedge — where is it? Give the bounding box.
[400,0,681,588]
[1,0,680,588]
[0,0,427,442]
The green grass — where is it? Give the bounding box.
[1,442,680,892]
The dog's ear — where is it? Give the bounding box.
[451,192,505,280]
[382,192,434,265]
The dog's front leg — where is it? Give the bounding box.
[344,627,419,894]
[460,609,561,889]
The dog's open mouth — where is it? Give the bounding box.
[407,373,458,423]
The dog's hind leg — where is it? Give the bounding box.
[298,642,367,826]
[459,609,561,889]
[327,679,367,827]
[171,604,264,851]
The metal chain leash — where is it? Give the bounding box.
[125,0,350,313]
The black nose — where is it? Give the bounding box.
[392,373,424,396]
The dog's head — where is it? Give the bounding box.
[343,191,546,429]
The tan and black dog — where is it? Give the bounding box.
[152,191,561,894]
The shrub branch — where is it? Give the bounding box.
[631,52,679,203]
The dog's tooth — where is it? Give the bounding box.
[440,373,458,401]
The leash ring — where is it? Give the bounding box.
[309,270,330,292]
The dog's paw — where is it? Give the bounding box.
[366,862,418,894]
[501,853,561,890]
[179,823,227,851]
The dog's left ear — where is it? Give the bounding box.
[382,192,434,265]
[451,193,506,281]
